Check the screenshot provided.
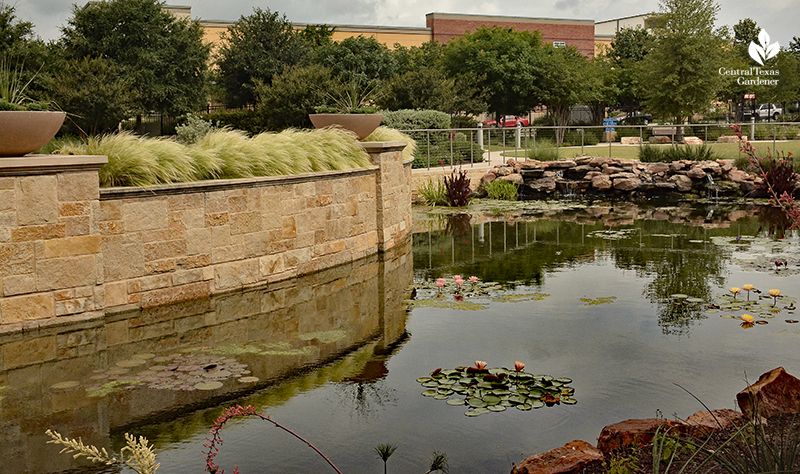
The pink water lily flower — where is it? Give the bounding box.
[469,276,479,283]
[474,361,487,370]
[454,278,464,286]
[514,361,525,372]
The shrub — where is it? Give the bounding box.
[364,126,416,164]
[205,108,263,136]
[527,138,560,161]
[638,144,716,162]
[562,128,602,146]
[443,170,472,206]
[175,113,216,145]
[381,109,451,130]
[760,153,798,196]
[451,115,478,129]
[483,179,518,200]
[417,178,448,206]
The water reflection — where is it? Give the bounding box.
[413,201,764,335]
[0,241,412,474]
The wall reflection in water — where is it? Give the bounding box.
[0,240,412,474]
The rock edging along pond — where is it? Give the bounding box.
[511,367,800,474]
[480,156,766,198]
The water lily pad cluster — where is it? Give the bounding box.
[586,229,639,240]
[409,277,550,311]
[670,287,797,328]
[416,365,576,417]
[581,296,617,306]
[71,352,258,397]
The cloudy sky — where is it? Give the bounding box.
[11,0,799,47]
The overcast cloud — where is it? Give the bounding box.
[11,0,799,47]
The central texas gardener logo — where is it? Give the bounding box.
[749,29,779,65]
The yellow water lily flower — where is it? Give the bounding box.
[769,289,781,297]
[741,314,754,323]
[730,287,741,299]
[743,284,754,291]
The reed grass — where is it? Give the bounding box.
[52,127,396,187]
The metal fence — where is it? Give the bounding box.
[404,121,800,169]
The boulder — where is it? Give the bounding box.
[613,177,642,191]
[565,165,593,180]
[511,440,602,474]
[521,168,545,180]
[669,174,694,192]
[684,409,746,437]
[718,135,748,143]
[527,176,557,193]
[609,172,637,180]
[650,136,671,144]
[646,163,670,176]
[683,136,704,145]
[500,173,525,185]
[686,167,707,179]
[520,160,545,169]
[591,174,612,190]
[481,172,497,185]
[589,157,610,168]
[597,418,686,455]
[544,160,577,169]
[698,160,722,175]
[669,161,689,173]
[736,367,800,419]
[716,159,734,172]
[726,168,750,183]
[496,166,514,177]
[621,137,642,145]
[574,155,593,166]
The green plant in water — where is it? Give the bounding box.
[45,429,160,474]
[374,443,398,474]
[444,170,472,206]
[483,179,518,200]
[418,178,448,206]
[425,451,449,474]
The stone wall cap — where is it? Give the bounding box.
[360,141,408,152]
[0,154,108,176]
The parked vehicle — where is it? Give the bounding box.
[742,103,782,121]
[617,111,653,125]
[482,115,530,128]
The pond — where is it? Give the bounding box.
[4,200,800,474]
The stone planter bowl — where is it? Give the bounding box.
[0,111,67,157]
[309,113,383,140]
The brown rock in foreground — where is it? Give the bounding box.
[511,440,602,474]
[736,367,800,419]
[684,409,746,437]
[597,418,685,455]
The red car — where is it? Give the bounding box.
[482,115,530,128]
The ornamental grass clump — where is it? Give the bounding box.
[54,127,393,187]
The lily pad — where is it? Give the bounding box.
[487,405,507,412]
[422,390,437,397]
[194,381,223,391]
[238,377,259,383]
[447,398,466,406]
[50,381,80,390]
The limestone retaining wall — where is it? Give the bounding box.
[0,142,411,330]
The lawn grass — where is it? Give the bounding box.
[499,140,800,161]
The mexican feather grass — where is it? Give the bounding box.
[53,127,409,187]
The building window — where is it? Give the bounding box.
[553,41,566,48]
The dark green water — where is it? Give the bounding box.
[5,200,800,474]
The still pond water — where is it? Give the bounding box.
[4,200,800,474]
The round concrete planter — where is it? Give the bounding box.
[309,113,383,140]
[0,111,66,157]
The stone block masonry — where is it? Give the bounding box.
[0,142,411,329]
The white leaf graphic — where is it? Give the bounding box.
[765,42,780,60]
[758,29,771,49]
[749,42,765,65]
[749,29,780,64]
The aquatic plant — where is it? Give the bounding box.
[770,289,781,305]
[743,284,754,300]
[45,430,159,474]
[374,443,397,474]
[417,363,576,416]
[729,287,741,299]
[418,178,449,206]
[204,405,343,474]
[443,169,472,207]
[425,451,449,474]
[483,179,519,200]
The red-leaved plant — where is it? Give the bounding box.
[204,405,342,474]
[731,124,800,228]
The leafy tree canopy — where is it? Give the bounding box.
[215,8,316,107]
[0,3,35,53]
[309,35,397,83]
[638,0,728,123]
[442,26,547,120]
[61,0,210,116]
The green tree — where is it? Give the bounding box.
[45,56,139,135]
[607,27,651,113]
[60,0,210,118]
[442,26,547,121]
[540,45,603,142]
[0,3,51,101]
[0,3,34,53]
[215,8,310,107]
[256,64,337,130]
[309,35,397,83]
[638,0,728,123]
[377,66,457,112]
